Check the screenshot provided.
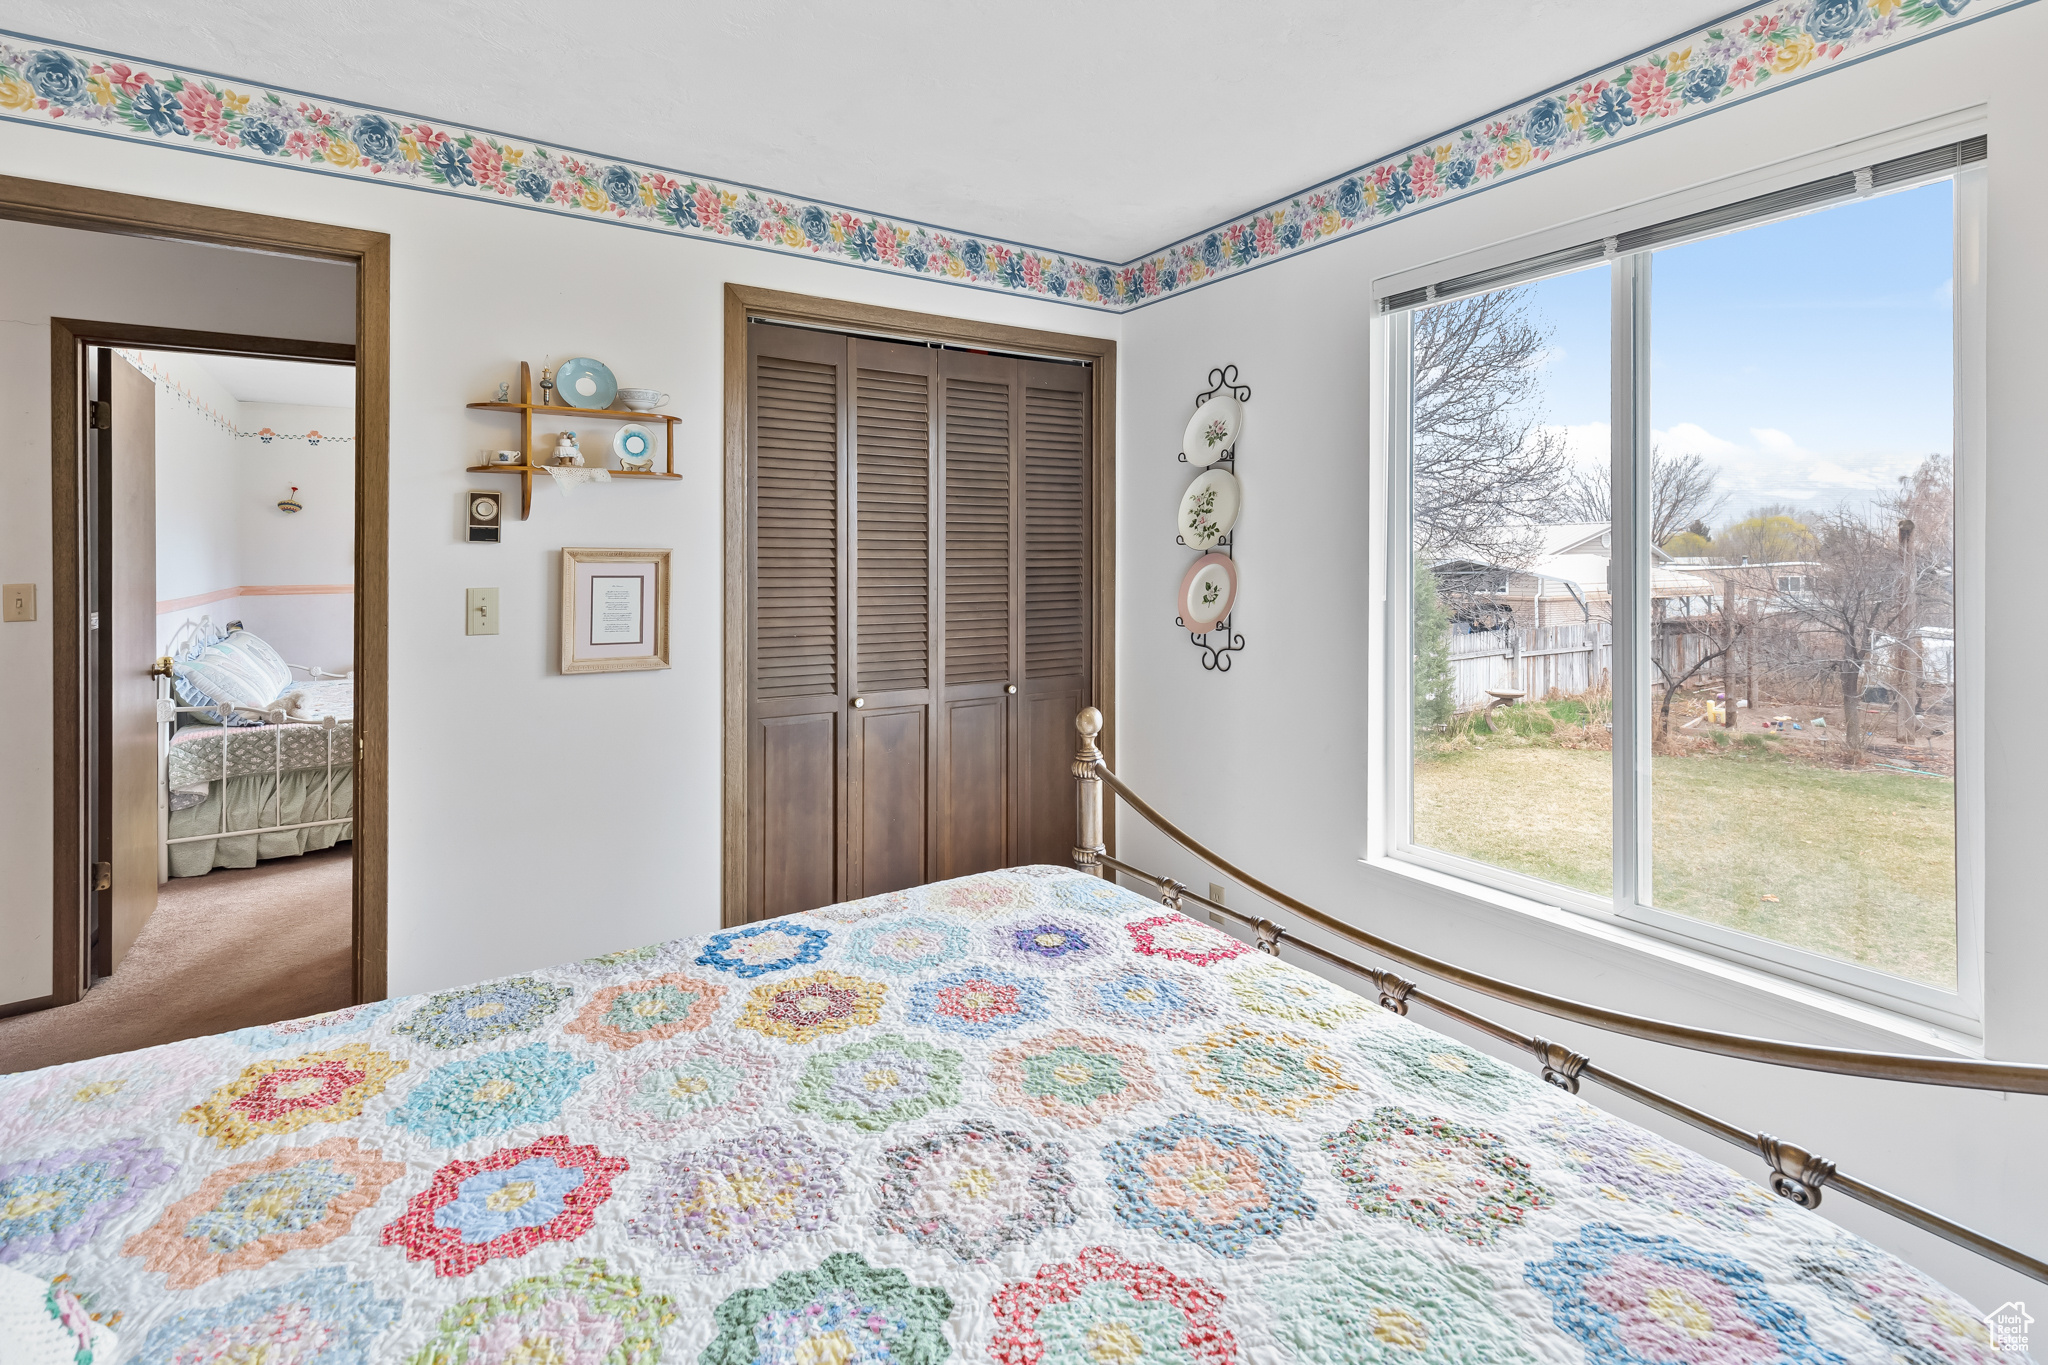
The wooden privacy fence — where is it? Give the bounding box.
[1448,622,1735,711]
[1450,623,1610,711]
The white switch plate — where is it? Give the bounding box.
[2,583,33,622]
[466,587,499,636]
[1208,882,1226,924]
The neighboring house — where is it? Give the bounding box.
[1433,523,1717,631]
[1664,557,1824,614]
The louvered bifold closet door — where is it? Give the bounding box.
[847,339,938,898]
[747,326,1093,918]
[1016,359,1093,865]
[935,351,1019,879]
[747,325,848,920]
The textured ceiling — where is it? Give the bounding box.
[3,1,1732,262]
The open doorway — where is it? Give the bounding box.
[0,338,357,1069]
[0,184,389,1073]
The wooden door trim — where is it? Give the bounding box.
[7,171,392,1011]
[723,285,1116,927]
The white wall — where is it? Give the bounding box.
[149,351,241,609]
[0,225,355,1008]
[213,594,354,677]
[1117,9,2046,1312]
[235,399,357,610]
[145,355,358,672]
[0,120,1116,1013]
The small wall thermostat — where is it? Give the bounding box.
[467,489,502,543]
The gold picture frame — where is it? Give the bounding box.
[560,547,671,674]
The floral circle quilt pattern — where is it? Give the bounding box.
[0,866,2019,1364]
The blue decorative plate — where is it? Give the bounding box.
[554,357,617,410]
[613,423,656,464]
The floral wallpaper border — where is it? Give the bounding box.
[1123,0,2017,310]
[116,348,354,446]
[0,0,2022,314]
[0,31,1123,310]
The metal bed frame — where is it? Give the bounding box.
[1066,706,2048,1284]
[153,659,351,882]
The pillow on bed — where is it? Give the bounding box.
[173,628,293,725]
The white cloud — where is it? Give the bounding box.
[1654,421,1928,513]
[1748,427,1809,459]
[1534,419,1937,516]
[1543,421,1610,471]
[1657,422,1744,458]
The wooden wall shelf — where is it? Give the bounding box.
[465,361,679,518]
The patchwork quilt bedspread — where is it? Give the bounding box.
[0,866,2015,1364]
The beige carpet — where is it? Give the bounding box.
[0,847,353,1074]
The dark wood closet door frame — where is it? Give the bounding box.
[0,175,392,1014]
[722,285,1116,928]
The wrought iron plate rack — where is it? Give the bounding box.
[1176,365,1250,670]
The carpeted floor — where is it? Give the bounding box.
[0,847,353,1074]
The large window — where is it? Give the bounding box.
[1407,266,1612,895]
[1386,145,1980,1021]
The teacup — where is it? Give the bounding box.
[491,450,521,464]
[617,387,669,411]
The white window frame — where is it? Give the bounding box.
[1368,113,1988,1036]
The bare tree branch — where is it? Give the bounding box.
[1557,448,1724,548]
[1650,597,1744,738]
[1760,510,1917,756]
[1410,290,1572,566]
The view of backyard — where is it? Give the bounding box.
[1403,180,1959,997]
[1412,705,1957,987]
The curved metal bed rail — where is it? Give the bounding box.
[1068,708,2047,1283]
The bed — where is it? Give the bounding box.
[163,677,353,878]
[0,865,2013,1364]
[159,622,352,878]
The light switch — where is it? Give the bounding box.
[3,583,34,622]
[466,587,499,636]
[1208,882,1227,925]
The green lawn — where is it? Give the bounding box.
[1413,744,1956,988]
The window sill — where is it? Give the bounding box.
[1357,853,1986,1058]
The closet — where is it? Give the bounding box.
[743,321,1094,921]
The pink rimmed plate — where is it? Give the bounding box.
[1180,552,1237,631]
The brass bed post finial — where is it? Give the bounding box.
[1758,1135,1837,1209]
[1375,970,1417,1016]
[1255,918,1283,956]
[1073,707,1106,873]
[1531,1036,1591,1094]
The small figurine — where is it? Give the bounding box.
[538,367,555,406]
[551,432,583,467]
[496,381,510,403]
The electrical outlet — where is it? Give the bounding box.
[2,583,33,622]
[466,587,500,636]
[1208,882,1226,924]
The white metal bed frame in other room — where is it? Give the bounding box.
[152,618,353,881]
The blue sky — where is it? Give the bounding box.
[1515,178,1954,525]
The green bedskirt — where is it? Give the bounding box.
[167,765,353,877]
